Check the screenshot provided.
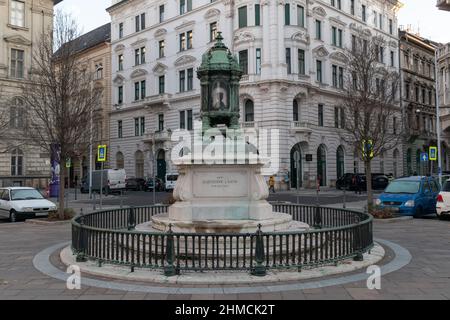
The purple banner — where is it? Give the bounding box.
[49,143,60,198]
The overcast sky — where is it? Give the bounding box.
[56,0,450,43]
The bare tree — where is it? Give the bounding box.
[22,11,101,219]
[338,34,401,208]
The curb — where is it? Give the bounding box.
[24,219,71,226]
[373,216,414,223]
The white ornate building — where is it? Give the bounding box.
[107,0,403,189]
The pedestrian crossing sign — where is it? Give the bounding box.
[429,147,437,161]
[97,145,107,162]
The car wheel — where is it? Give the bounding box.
[414,206,423,218]
[9,210,18,223]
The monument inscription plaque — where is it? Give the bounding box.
[193,171,248,198]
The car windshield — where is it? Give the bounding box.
[384,181,420,194]
[167,175,178,181]
[10,189,44,201]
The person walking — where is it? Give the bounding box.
[269,176,276,193]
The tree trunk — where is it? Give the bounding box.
[58,165,65,220]
[365,160,373,210]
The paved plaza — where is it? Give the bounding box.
[1,208,449,300]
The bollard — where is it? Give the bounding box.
[164,224,177,277]
[76,210,87,262]
[353,216,364,261]
[127,206,136,230]
[313,205,322,229]
[251,224,266,276]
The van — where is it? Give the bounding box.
[165,173,178,192]
[81,169,127,194]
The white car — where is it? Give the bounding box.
[0,187,57,222]
[436,179,450,220]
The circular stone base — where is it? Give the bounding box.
[139,212,308,233]
[59,243,385,285]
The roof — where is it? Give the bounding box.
[71,23,111,54]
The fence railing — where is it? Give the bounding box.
[71,204,373,276]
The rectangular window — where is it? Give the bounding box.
[179,32,186,51]
[187,109,193,130]
[187,30,193,49]
[335,107,339,128]
[141,13,146,30]
[140,117,145,135]
[351,0,355,15]
[118,54,124,71]
[238,6,247,28]
[118,86,123,104]
[315,20,322,40]
[159,40,165,58]
[390,51,395,67]
[318,104,324,127]
[159,76,165,94]
[362,5,366,22]
[158,114,164,132]
[286,48,291,74]
[159,5,165,23]
[389,19,393,34]
[140,47,146,64]
[10,0,25,27]
[119,23,124,39]
[187,68,193,91]
[298,49,305,75]
[340,107,345,128]
[332,65,338,87]
[135,49,140,66]
[380,46,384,63]
[285,4,290,25]
[179,70,186,92]
[332,27,337,46]
[316,60,322,83]
[10,49,24,78]
[239,50,248,75]
[339,67,344,89]
[256,48,261,75]
[405,83,410,100]
[141,80,146,99]
[135,15,140,32]
[379,13,383,30]
[134,82,140,101]
[422,88,426,104]
[135,118,139,136]
[180,0,186,15]
[180,110,186,129]
[210,22,217,42]
[118,120,123,138]
[297,5,304,27]
[373,10,377,27]
[255,4,261,26]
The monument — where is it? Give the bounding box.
[141,33,308,234]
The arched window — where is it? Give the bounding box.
[11,148,23,176]
[95,63,103,80]
[9,97,25,129]
[293,99,299,122]
[135,150,144,178]
[336,146,345,179]
[116,152,124,169]
[244,100,254,122]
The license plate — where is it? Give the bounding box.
[387,207,399,212]
[35,212,48,217]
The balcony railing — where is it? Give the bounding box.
[144,93,172,108]
[291,121,313,133]
[142,130,171,143]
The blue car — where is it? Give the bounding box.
[375,176,440,217]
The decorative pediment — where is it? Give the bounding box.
[113,74,125,85]
[234,31,255,45]
[174,55,196,67]
[175,20,196,31]
[291,31,310,44]
[131,38,147,48]
[329,51,349,64]
[329,16,347,27]
[130,68,148,79]
[312,6,327,18]
[3,35,31,46]
[114,44,125,52]
[312,45,329,58]
[389,40,398,48]
[152,62,168,75]
[204,8,220,19]
[154,28,167,38]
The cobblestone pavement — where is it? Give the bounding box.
[0,216,449,300]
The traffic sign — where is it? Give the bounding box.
[420,152,428,162]
[362,140,374,160]
[65,158,71,168]
[429,147,437,161]
[97,145,107,162]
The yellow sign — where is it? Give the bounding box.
[362,140,374,160]
[429,146,437,161]
[97,145,107,162]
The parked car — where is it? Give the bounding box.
[375,176,440,217]
[436,179,450,220]
[144,178,165,192]
[165,173,179,192]
[336,173,388,191]
[126,177,146,191]
[0,187,57,222]
[81,169,127,194]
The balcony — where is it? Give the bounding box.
[142,130,171,143]
[437,0,450,11]
[291,121,313,133]
[144,93,172,108]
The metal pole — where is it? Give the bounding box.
[152,139,156,205]
[296,164,300,205]
[435,48,443,186]
[89,108,93,199]
[100,162,103,210]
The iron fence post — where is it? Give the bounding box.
[164,224,177,277]
[353,216,364,261]
[314,205,322,229]
[251,224,266,276]
[127,206,136,230]
[76,209,87,262]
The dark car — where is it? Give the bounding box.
[336,173,389,191]
[144,178,164,192]
[80,178,89,194]
[125,178,146,191]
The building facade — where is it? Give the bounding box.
[66,23,112,186]
[437,0,450,11]
[399,30,440,176]
[0,0,62,188]
[437,43,450,171]
[107,0,402,189]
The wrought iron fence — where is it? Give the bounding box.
[71,204,373,276]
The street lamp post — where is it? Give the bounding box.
[435,47,443,186]
[88,107,93,199]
